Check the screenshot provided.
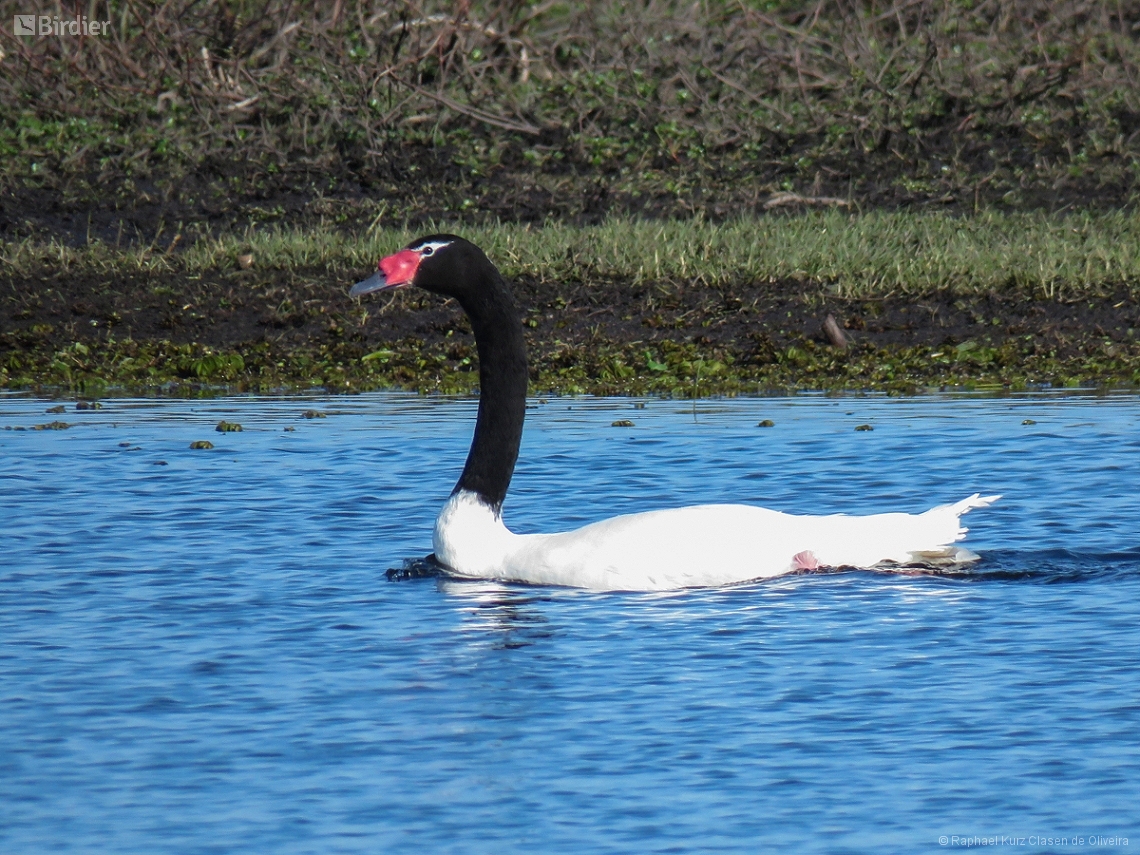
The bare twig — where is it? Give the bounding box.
[409,84,541,136]
[763,193,852,210]
[823,314,849,350]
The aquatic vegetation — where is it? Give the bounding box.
[1,324,1139,398]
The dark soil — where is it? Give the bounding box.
[4,119,1138,252]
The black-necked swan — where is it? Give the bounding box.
[351,234,999,592]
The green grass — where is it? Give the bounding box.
[7,209,1140,299]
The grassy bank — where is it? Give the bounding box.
[3,210,1140,396]
[8,209,1140,297]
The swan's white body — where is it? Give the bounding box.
[435,490,1000,592]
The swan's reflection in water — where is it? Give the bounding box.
[386,554,563,649]
[402,545,1140,663]
[439,578,556,649]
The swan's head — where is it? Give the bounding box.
[351,234,493,300]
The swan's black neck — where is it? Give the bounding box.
[450,261,527,513]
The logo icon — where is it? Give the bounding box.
[11,13,110,37]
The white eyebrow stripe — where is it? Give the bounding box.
[414,239,453,254]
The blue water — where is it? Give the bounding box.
[2,392,1138,854]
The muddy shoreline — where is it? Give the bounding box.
[3,261,1138,396]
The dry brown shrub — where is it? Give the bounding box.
[1,1,1137,201]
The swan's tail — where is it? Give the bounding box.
[946,493,1003,512]
[935,492,1002,535]
[906,493,1001,566]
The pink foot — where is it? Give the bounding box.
[792,550,819,571]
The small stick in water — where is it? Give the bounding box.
[823,314,848,350]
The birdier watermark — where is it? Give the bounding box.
[13,13,109,37]
[938,834,1129,848]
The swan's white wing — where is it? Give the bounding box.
[507,505,796,590]
[436,491,1000,592]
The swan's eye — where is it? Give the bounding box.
[421,246,434,257]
